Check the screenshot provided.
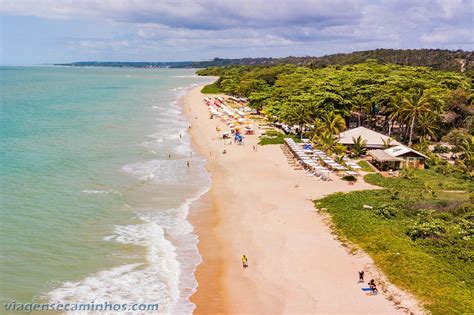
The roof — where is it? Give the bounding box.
[384,145,428,159]
[368,149,405,162]
[338,127,400,148]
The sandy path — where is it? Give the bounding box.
[184,85,423,314]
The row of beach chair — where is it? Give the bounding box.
[285,138,361,178]
[284,138,332,181]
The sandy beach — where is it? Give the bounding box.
[184,85,423,314]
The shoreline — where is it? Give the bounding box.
[183,84,424,314]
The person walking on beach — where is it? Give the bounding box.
[358,270,364,282]
[187,161,190,168]
[242,255,248,268]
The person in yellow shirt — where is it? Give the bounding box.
[242,255,248,268]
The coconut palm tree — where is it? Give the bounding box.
[351,95,369,127]
[457,136,473,170]
[413,138,429,155]
[417,112,440,141]
[351,135,367,157]
[381,137,394,149]
[387,93,406,136]
[335,153,346,164]
[315,131,339,154]
[401,92,432,146]
[283,104,313,137]
[314,111,346,135]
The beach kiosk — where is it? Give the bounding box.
[368,150,405,171]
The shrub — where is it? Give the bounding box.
[455,218,474,240]
[433,144,450,154]
[442,129,470,148]
[341,175,357,182]
[407,218,447,240]
[376,203,397,219]
[201,83,222,94]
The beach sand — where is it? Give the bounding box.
[184,85,423,314]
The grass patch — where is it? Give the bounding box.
[201,83,222,94]
[258,130,301,145]
[357,160,375,172]
[316,170,473,314]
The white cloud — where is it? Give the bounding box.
[1,0,472,62]
[421,27,474,45]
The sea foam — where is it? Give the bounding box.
[47,190,209,315]
[46,82,212,315]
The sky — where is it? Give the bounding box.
[0,0,473,65]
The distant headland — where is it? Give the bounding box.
[56,48,473,72]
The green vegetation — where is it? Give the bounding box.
[198,60,473,171]
[317,170,474,314]
[357,160,375,172]
[258,130,300,145]
[341,175,357,182]
[350,135,367,157]
[201,83,222,94]
[192,49,473,72]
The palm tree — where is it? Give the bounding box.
[401,92,432,146]
[335,153,346,164]
[417,112,440,141]
[351,95,369,127]
[387,93,405,136]
[284,104,312,137]
[351,135,367,157]
[457,136,473,170]
[315,131,339,154]
[381,137,393,149]
[314,111,346,135]
[413,138,429,155]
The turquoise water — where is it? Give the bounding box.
[0,67,213,313]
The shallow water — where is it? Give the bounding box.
[0,66,213,313]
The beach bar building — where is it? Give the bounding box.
[338,126,400,149]
[368,150,405,171]
[368,145,428,170]
[384,145,428,169]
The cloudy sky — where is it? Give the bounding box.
[0,0,472,65]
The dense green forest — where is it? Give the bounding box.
[58,49,472,72]
[193,49,473,72]
[198,61,473,172]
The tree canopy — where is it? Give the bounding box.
[198,61,472,146]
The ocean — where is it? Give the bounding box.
[0,66,214,313]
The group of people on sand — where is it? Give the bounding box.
[241,258,378,295]
[359,270,378,294]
